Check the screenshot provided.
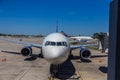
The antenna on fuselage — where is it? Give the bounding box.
[56,20,58,32]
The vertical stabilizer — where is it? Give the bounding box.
[56,20,58,32]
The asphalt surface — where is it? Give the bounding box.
[0,37,108,80]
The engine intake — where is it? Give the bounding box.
[21,46,32,57]
[80,47,91,60]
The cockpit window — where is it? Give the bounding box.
[62,42,67,46]
[57,42,62,46]
[50,42,56,46]
[45,41,50,46]
[45,41,67,47]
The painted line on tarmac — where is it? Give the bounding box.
[74,64,84,80]
[16,66,32,80]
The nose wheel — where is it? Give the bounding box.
[49,64,60,80]
[49,74,54,80]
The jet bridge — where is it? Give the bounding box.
[98,33,109,53]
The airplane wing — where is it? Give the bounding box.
[70,44,97,50]
[0,38,42,48]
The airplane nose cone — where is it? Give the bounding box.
[53,49,64,58]
[42,46,70,64]
[46,48,64,59]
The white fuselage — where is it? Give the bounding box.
[42,33,70,65]
[71,36,93,42]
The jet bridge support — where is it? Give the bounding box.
[98,33,109,53]
[108,0,120,80]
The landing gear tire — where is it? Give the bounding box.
[50,64,60,78]
[38,49,43,58]
[49,74,54,80]
[69,50,73,59]
[80,55,84,62]
[69,54,73,59]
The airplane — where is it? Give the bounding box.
[70,36,94,42]
[0,32,97,79]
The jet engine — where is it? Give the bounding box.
[20,46,32,56]
[80,47,91,60]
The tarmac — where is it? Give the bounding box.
[0,37,108,80]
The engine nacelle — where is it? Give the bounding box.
[80,47,91,60]
[21,46,32,57]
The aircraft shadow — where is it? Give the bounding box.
[50,59,76,79]
[1,50,42,61]
[37,53,44,58]
[1,50,20,55]
[91,54,108,58]
[24,53,43,61]
[24,55,37,61]
[99,66,108,73]
[71,56,92,63]
[71,56,80,60]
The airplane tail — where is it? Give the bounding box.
[56,20,58,32]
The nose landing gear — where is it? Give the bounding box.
[49,74,54,80]
[48,64,60,80]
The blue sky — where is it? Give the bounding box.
[0,0,111,36]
